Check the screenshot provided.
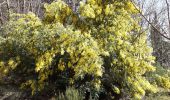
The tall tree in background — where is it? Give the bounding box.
[150,0,170,67]
[150,12,163,65]
[135,0,170,67]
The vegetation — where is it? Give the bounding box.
[0,0,169,99]
[57,87,84,100]
[145,63,170,100]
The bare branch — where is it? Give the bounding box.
[0,1,6,6]
[131,0,170,41]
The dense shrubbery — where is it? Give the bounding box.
[146,63,170,89]
[145,63,170,100]
[0,0,169,99]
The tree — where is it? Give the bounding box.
[0,0,160,99]
[134,0,170,68]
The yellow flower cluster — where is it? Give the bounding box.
[44,0,72,23]
[156,75,170,89]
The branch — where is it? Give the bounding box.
[0,1,6,6]
[130,0,170,41]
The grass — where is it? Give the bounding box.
[145,88,170,100]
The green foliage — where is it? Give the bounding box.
[145,89,170,100]
[146,63,170,89]
[0,0,160,99]
[57,87,83,100]
[144,64,170,100]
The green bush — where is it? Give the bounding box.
[146,63,170,89]
[57,87,83,100]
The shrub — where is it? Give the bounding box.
[0,0,158,99]
[146,63,170,89]
[57,87,83,100]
